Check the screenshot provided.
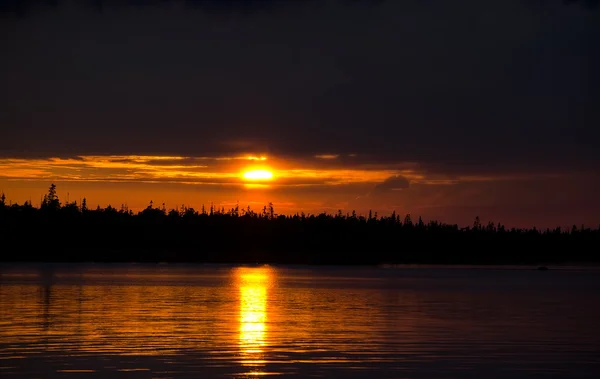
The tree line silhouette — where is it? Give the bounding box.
[1,184,598,264]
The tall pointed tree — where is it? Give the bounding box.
[46,183,60,210]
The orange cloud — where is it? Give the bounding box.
[0,155,452,188]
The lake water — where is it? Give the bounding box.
[1,264,599,379]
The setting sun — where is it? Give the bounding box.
[243,170,273,181]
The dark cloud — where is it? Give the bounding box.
[2,0,598,17]
[374,175,410,192]
[343,173,600,228]
[1,0,599,177]
[563,0,599,9]
[85,0,308,15]
[0,0,386,17]
[180,0,312,13]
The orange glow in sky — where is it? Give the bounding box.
[0,153,583,228]
[0,154,424,215]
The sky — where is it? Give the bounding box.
[1,0,599,228]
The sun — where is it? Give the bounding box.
[242,169,273,181]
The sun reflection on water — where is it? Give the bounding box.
[240,285,266,353]
[236,267,272,373]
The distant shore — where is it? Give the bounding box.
[2,186,598,265]
[1,240,598,265]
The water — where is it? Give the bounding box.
[1,264,599,379]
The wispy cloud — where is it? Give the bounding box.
[0,154,458,187]
[314,154,339,160]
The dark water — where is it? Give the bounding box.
[1,264,599,379]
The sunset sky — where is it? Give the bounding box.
[1,0,599,228]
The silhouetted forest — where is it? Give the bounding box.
[1,184,598,264]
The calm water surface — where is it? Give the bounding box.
[1,264,599,378]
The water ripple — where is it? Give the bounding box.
[1,264,600,378]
